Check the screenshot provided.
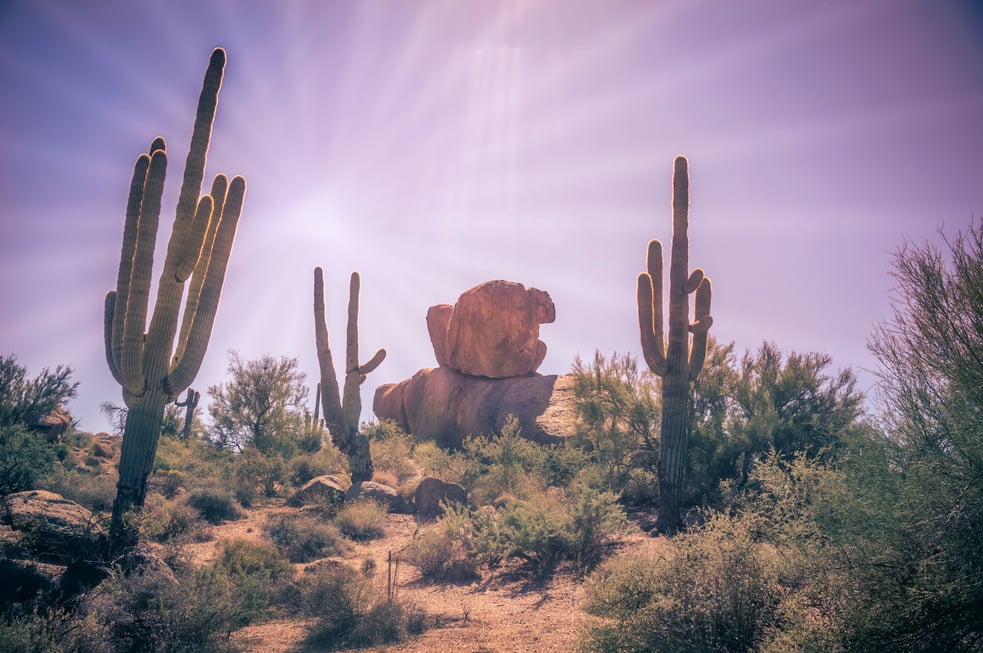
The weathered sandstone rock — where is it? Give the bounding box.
[26,408,71,442]
[374,368,577,447]
[429,280,555,378]
[287,474,348,508]
[414,476,468,518]
[345,481,411,514]
[2,490,103,560]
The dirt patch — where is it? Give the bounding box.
[194,502,664,652]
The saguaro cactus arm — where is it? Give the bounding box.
[638,239,667,376]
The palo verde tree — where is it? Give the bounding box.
[313,267,386,484]
[0,354,78,429]
[860,220,983,650]
[637,155,713,532]
[207,351,310,455]
[103,48,246,550]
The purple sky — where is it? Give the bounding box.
[2,0,982,433]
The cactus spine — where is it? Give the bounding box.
[314,267,386,484]
[637,155,713,532]
[103,48,245,549]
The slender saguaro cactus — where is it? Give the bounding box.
[103,48,245,550]
[314,267,386,484]
[175,388,200,441]
[637,155,713,532]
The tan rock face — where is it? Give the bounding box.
[375,279,571,445]
[435,280,555,378]
[374,368,575,447]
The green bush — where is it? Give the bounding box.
[40,468,117,513]
[182,486,243,524]
[214,539,295,623]
[0,424,58,495]
[582,512,792,653]
[299,563,425,650]
[335,500,387,541]
[0,608,88,653]
[267,512,346,563]
[232,448,286,505]
[366,420,420,485]
[86,561,240,652]
[401,527,478,583]
[287,446,346,487]
[450,486,625,577]
[139,495,205,544]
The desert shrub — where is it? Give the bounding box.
[0,608,90,653]
[0,424,58,495]
[267,512,346,563]
[287,446,347,487]
[0,354,78,429]
[232,448,286,505]
[214,539,295,622]
[366,420,421,485]
[454,486,626,576]
[182,486,243,524]
[617,467,659,508]
[335,500,387,541]
[85,561,241,652]
[401,527,478,583]
[582,513,790,653]
[412,440,471,486]
[41,468,117,513]
[300,563,425,650]
[139,495,204,544]
[461,417,552,505]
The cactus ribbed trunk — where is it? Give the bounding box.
[104,49,245,552]
[314,268,386,486]
[111,395,167,550]
[637,156,713,533]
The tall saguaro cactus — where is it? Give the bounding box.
[637,155,713,532]
[104,48,245,549]
[314,267,387,484]
[175,388,200,441]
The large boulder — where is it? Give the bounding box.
[345,481,411,514]
[2,490,104,561]
[414,477,467,518]
[26,408,71,443]
[374,368,577,447]
[429,280,555,378]
[287,475,348,508]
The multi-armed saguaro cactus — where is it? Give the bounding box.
[175,388,200,441]
[104,48,245,549]
[314,267,386,484]
[637,155,713,532]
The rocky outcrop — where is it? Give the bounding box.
[26,408,71,443]
[429,280,555,379]
[375,367,576,447]
[2,490,104,561]
[375,279,576,446]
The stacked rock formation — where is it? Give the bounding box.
[374,280,576,447]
